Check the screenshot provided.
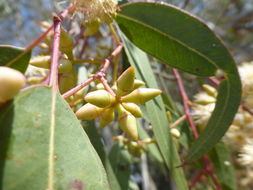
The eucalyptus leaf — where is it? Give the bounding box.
[0,87,110,190]
[0,45,31,73]
[116,2,241,162]
[209,142,237,190]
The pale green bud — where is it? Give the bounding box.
[121,88,162,104]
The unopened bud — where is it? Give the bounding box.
[121,102,143,118]
[133,79,145,90]
[194,99,215,105]
[29,55,51,69]
[0,67,26,102]
[60,29,74,60]
[59,70,77,94]
[202,84,217,97]
[99,108,115,127]
[117,66,135,96]
[121,88,162,104]
[170,128,180,138]
[117,104,138,141]
[166,111,172,123]
[75,103,104,120]
[39,21,51,29]
[85,89,116,108]
[58,58,73,74]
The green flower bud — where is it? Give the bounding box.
[116,66,135,96]
[0,66,26,103]
[60,29,74,60]
[133,79,145,90]
[29,55,51,69]
[99,107,115,128]
[202,84,217,97]
[194,99,216,105]
[166,111,172,123]
[121,102,143,118]
[85,89,116,108]
[121,88,162,104]
[75,103,104,120]
[117,104,138,141]
[58,58,73,74]
[59,70,77,94]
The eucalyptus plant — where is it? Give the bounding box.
[0,0,246,190]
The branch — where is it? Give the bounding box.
[49,16,62,88]
[62,43,123,98]
[172,69,222,190]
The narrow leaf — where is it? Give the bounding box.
[119,31,188,190]
[0,45,31,73]
[209,142,237,190]
[0,87,110,190]
[116,2,241,162]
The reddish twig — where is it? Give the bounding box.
[189,170,206,189]
[62,78,94,98]
[241,103,253,116]
[49,16,62,88]
[208,77,220,86]
[62,43,123,98]
[100,76,116,96]
[172,68,222,190]
[172,69,199,138]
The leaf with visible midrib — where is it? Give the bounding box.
[116,2,241,162]
[0,86,110,190]
[0,45,31,73]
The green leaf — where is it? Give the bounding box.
[116,2,241,162]
[0,87,110,190]
[209,142,237,190]
[0,45,31,73]
[108,143,132,190]
[84,121,129,190]
[119,31,188,190]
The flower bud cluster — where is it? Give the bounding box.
[75,66,162,141]
[0,66,26,103]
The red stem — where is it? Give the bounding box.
[189,170,206,189]
[172,68,222,189]
[49,16,61,88]
[208,77,220,86]
[62,78,93,98]
[241,104,253,116]
[172,69,199,138]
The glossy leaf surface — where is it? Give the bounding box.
[0,87,110,190]
[0,45,31,73]
[117,2,241,162]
